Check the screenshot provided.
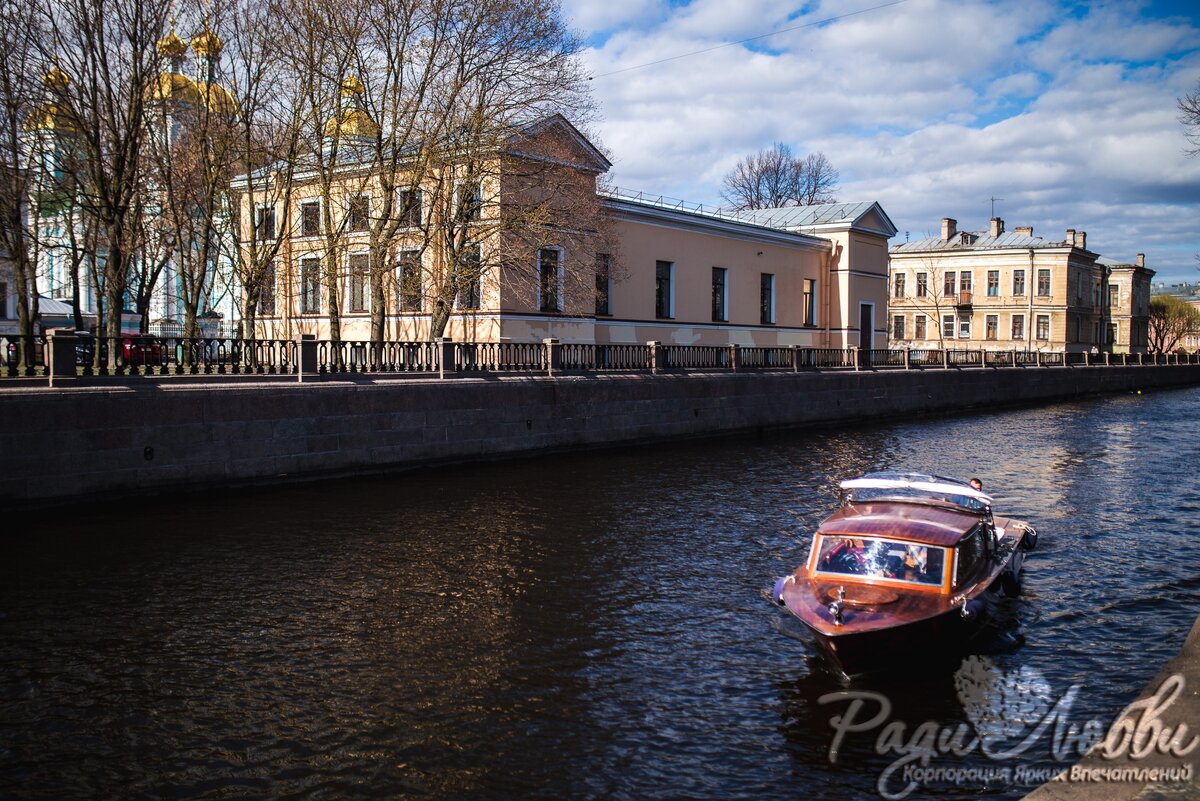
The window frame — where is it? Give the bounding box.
[1013,269,1026,296]
[1037,268,1051,297]
[456,244,483,310]
[1011,313,1025,341]
[347,194,370,233]
[537,247,563,313]
[892,314,905,340]
[987,270,999,297]
[595,253,612,317]
[985,313,998,340]
[893,273,905,299]
[803,278,817,326]
[396,249,423,313]
[916,272,928,298]
[655,260,674,319]
[942,313,956,339]
[711,266,728,323]
[1035,313,1050,340]
[300,256,321,314]
[348,251,370,313]
[914,314,927,340]
[760,273,775,325]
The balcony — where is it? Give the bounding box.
[956,290,973,307]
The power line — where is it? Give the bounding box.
[588,1,907,81]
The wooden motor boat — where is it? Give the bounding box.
[771,472,1038,676]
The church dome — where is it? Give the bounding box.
[157,24,188,59]
[198,81,238,116]
[24,68,77,132]
[191,28,223,58]
[323,108,380,140]
[145,72,203,106]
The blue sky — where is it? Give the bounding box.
[564,0,1200,284]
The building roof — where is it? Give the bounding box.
[735,201,897,238]
[890,229,1084,253]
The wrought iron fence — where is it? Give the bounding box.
[5,329,1198,382]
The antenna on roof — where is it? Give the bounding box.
[989,196,1004,218]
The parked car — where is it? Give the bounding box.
[122,334,164,365]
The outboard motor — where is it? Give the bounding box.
[1018,524,1038,552]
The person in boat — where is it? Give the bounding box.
[969,477,983,491]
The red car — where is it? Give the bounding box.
[122,335,164,365]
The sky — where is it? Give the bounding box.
[562,0,1200,285]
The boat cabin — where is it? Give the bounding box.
[805,474,997,595]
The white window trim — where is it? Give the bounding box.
[453,243,483,310]
[347,250,371,313]
[762,273,776,324]
[985,313,999,340]
[1011,313,1025,340]
[298,199,322,238]
[958,313,971,339]
[804,278,818,326]
[397,186,422,227]
[1035,313,1051,340]
[299,255,321,314]
[656,260,675,319]
[859,301,875,349]
[942,313,956,339]
[713,266,728,322]
[537,246,564,313]
[346,193,371,233]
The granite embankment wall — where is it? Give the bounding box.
[2,365,1198,505]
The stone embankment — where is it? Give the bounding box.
[1,364,1198,505]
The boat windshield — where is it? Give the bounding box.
[841,476,992,513]
[814,535,947,587]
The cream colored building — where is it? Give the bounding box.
[239,99,896,347]
[888,217,1152,354]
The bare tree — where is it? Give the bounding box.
[1180,76,1200,157]
[0,0,46,368]
[720,143,839,210]
[33,0,171,363]
[1148,295,1200,354]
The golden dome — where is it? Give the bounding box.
[157,22,188,59]
[341,74,365,97]
[198,80,238,115]
[25,103,77,133]
[145,72,203,106]
[43,67,71,90]
[191,28,223,57]
[323,107,380,140]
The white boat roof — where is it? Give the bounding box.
[840,477,993,507]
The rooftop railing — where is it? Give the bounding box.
[1,330,1195,384]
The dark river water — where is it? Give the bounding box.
[3,386,1200,801]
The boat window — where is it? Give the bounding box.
[848,485,988,512]
[814,535,947,586]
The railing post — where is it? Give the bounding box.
[543,337,561,377]
[903,348,911,370]
[942,348,950,369]
[1104,352,1110,366]
[438,337,456,379]
[47,329,77,387]
[648,340,663,374]
[729,343,740,372]
[1084,351,1090,367]
[792,344,803,372]
[1035,350,1042,367]
[297,334,317,382]
[1011,349,1017,368]
[851,346,860,372]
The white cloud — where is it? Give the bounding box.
[577,0,1200,280]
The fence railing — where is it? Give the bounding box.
[4,330,1198,384]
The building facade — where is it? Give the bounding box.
[242,99,896,347]
[888,217,1152,354]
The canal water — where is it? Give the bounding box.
[3,386,1200,800]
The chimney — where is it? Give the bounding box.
[941,217,957,241]
[1015,226,1033,237]
[1136,253,1144,268]
[1065,228,1075,246]
[1076,230,1086,250]
[989,217,1004,237]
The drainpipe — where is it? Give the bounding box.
[1026,248,1034,353]
[822,241,833,347]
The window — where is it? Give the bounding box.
[348,195,370,232]
[1109,285,1119,308]
[893,273,905,298]
[397,250,422,312]
[803,278,817,325]
[985,314,998,340]
[1013,269,1026,296]
[398,187,421,227]
[300,202,320,237]
[1037,268,1051,296]
[959,271,972,294]
[943,271,956,298]
[958,314,971,339]
[458,181,482,221]
[815,535,947,587]
[349,253,369,312]
[1011,314,1024,340]
[942,314,955,339]
[457,246,481,309]
[259,261,276,316]
[655,260,673,319]
[916,272,927,297]
[711,267,727,322]
[760,273,775,324]
[255,207,276,241]
[915,314,927,340]
[1035,314,1050,340]
[0,281,7,318]
[1108,322,1118,345]
[538,248,561,312]
[987,270,999,297]
[892,314,905,340]
[596,254,611,316]
[300,256,320,313]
